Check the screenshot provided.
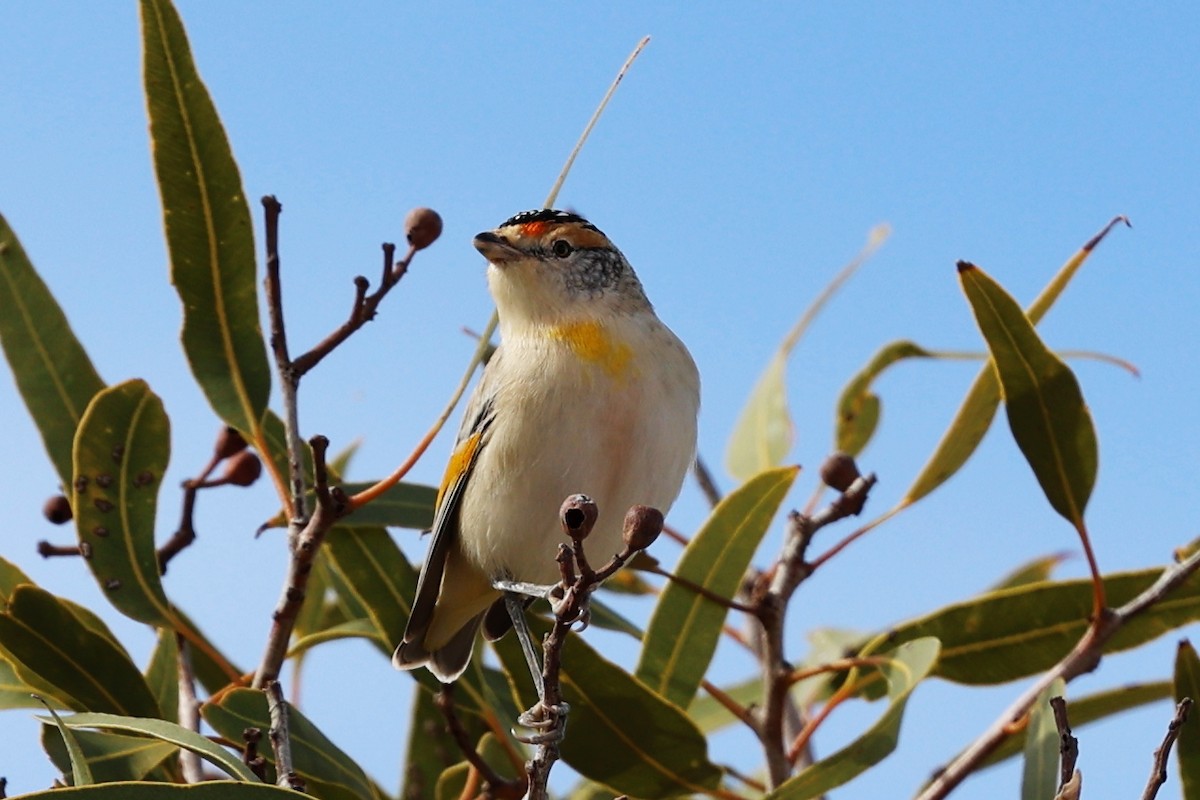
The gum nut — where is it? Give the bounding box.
[404,207,443,250]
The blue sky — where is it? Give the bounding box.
[1,3,1198,797]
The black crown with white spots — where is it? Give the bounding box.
[499,208,603,235]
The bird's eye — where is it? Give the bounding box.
[552,240,573,258]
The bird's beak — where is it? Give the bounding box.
[473,231,523,264]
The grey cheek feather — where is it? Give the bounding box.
[560,250,627,298]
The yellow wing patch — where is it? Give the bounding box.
[436,432,483,507]
[548,320,633,378]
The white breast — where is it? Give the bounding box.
[456,316,699,584]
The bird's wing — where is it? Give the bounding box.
[398,353,500,645]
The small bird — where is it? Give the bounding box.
[393,209,700,682]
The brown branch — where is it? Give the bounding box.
[752,472,877,788]
[917,545,1200,800]
[265,681,305,791]
[157,482,198,574]
[253,436,344,688]
[1141,697,1192,800]
[241,728,267,781]
[435,684,524,799]
[36,541,81,558]
[692,454,723,508]
[1049,696,1078,789]
[289,241,415,377]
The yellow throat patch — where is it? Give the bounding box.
[548,320,633,378]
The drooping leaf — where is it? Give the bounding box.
[37,696,95,786]
[959,262,1097,526]
[835,340,933,457]
[1174,640,1200,797]
[726,226,889,481]
[141,0,270,434]
[901,217,1126,506]
[766,638,940,799]
[885,567,1200,685]
[1021,678,1065,800]
[72,379,173,627]
[15,783,303,799]
[0,213,107,485]
[144,627,180,724]
[637,465,799,707]
[203,687,381,800]
[495,619,724,799]
[0,585,159,717]
[47,711,260,783]
[980,681,1171,769]
[42,725,178,785]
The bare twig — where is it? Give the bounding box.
[36,541,80,558]
[692,454,723,508]
[435,684,525,799]
[265,681,305,791]
[253,436,344,688]
[176,634,203,783]
[157,482,198,574]
[241,728,267,781]
[1046,698,1078,787]
[1049,696,1078,789]
[752,473,877,788]
[1141,697,1192,800]
[917,546,1200,800]
[290,242,416,377]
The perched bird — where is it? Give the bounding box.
[393,209,700,682]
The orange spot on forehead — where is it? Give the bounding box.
[519,221,550,237]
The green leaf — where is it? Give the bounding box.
[979,681,1170,769]
[141,0,270,434]
[0,654,68,710]
[0,585,159,716]
[169,606,242,695]
[144,627,180,724]
[42,725,177,785]
[15,782,306,799]
[72,380,174,627]
[1174,640,1200,798]
[287,618,383,659]
[959,262,1097,526]
[47,711,260,782]
[323,526,417,650]
[902,217,1125,506]
[495,618,723,799]
[990,553,1070,592]
[341,482,437,530]
[202,687,379,800]
[0,213,107,486]
[835,340,933,457]
[38,695,95,786]
[726,225,889,481]
[885,567,1200,685]
[637,465,799,707]
[726,354,792,482]
[1021,678,1065,800]
[687,677,761,734]
[766,638,940,799]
